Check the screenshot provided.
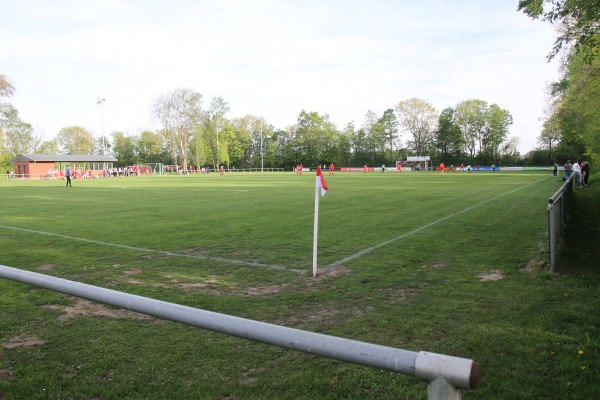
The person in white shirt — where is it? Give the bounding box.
[573,160,582,188]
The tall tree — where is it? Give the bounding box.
[454,99,488,160]
[151,88,203,170]
[435,107,464,163]
[295,110,337,166]
[204,96,230,168]
[377,109,400,162]
[57,126,95,154]
[0,104,34,155]
[111,131,138,167]
[395,98,438,156]
[483,104,513,163]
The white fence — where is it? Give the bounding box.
[547,175,574,272]
[0,264,480,399]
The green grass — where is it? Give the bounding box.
[0,171,598,399]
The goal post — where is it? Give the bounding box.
[136,163,165,176]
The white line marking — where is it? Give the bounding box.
[0,225,304,273]
[327,176,550,267]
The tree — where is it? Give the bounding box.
[204,96,230,168]
[362,110,384,164]
[57,126,95,154]
[483,104,513,164]
[537,101,562,162]
[0,74,15,99]
[518,0,600,61]
[151,88,204,170]
[112,131,138,167]
[435,107,464,163]
[0,104,34,155]
[295,110,337,166]
[377,109,400,162]
[395,98,438,157]
[454,99,488,160]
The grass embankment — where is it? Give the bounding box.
[0,171,598,399]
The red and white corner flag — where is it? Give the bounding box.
[313,166,328,276]
[316,166,328,196]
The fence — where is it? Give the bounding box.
[547,175,574,272]
[0,264,480,399]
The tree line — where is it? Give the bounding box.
[1,79,522,172]
[520,0,600,166]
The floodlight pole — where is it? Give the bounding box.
[260,126,264,172]
[97,98,106,157]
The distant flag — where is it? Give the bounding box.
[316,166,328,196]
[313,166,328,276]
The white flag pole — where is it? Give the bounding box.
[312,179,320,277]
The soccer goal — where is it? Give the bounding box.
[137,163,165,176]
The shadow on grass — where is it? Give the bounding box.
[558,176,600,273]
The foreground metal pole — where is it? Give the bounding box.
[0,265,480,396]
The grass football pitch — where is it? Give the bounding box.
[0,171,598,399]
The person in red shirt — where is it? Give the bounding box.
[397,163,402,173]
[329,163,335,176]
[363,164,368,174]
[440,162,445,174]
[220,166,224,176]
[299,164,303,175]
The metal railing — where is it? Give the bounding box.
[547,175,574,272]
[0,264,480,399]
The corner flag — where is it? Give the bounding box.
[313,166,328,277]
[316,166,328,196]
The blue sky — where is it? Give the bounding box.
[1,0,559,154]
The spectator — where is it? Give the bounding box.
[564,160,573,181]
[581,160,590,186]
[573,160,582,188]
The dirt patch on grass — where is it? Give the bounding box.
[520,259,548,273]
[2,334,47,349]
[0,369,11,382]
[379,288,417,302]
[244,284,292,296]
[274,302,372,329]
[178,248,211,257]
[479,270,503,281]
[123,268,142,276]
[43,298,152,321]
[313,265,352,279]
[38,264,56,271]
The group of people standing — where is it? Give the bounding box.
[560,159,590,188]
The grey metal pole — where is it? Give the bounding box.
[0,264,480,394]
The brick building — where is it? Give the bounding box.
[10,154,117,179]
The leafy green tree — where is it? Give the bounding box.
[151,88,204,170]
[137,130,166,163]
[362,110,385,164]
[0,74,15,99]
[537,102,562,163]
[37,139,61,154]
[1,104,34,155]
[483,104,513,164]
[435,107,465,163]
[204,96,230,168]
[455,99,488,160]
[111,131,138,167]
[338,122,355,166]
[295,110,337,166]
[518,0,600,61]
[395,98,438,157]
[57,126,95,154]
